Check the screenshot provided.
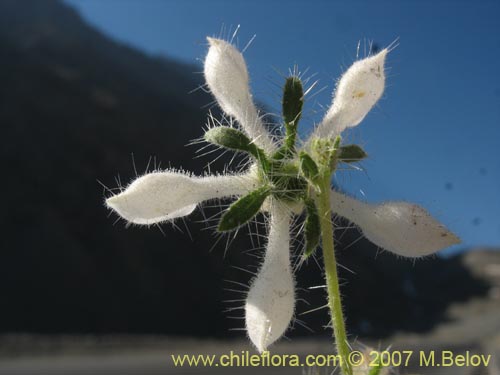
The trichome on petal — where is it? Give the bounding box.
[245,205,295,352]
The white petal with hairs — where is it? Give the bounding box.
[106,172,257,225]
[330,190,460,257]
[204,37,275,153]
[313,49,387,139]
[245,205,295,352]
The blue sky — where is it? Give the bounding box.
[65,0,500,252]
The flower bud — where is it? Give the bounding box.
[245,207,295,352]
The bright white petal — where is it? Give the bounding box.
[106,171,257,225]
[204,37,275,153]
[330,190,460,257]
[245,204,295,352]
[312,49,388,140]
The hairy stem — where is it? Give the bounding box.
[315,156,352,375]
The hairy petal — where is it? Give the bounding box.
[245,204,295,352]
[204,37,275,153]
[330,190,460,257]
[106,171,258,225]
[312,49,387,140]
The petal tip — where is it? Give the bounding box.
[105,194,119,210]
[206,36,219,46]
[374,47,388,60]
[445,230,461,247]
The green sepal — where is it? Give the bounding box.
[217,186,271,232]
[311,136,342,172]
[303,198,320,258]
[272,145,294,161]
[299,151,319,186]
[268,161,307,201]
[204,127,269,171]
[272,146,292,161]
[339,144,368,162]
[282,76,304,126]
[204,126,254,153]
[368,361,383,375]
[367,349,390,375]
[330,136,342,171]
[281,76,304,153]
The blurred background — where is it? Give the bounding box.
[0,0,499,374]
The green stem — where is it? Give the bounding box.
[316,173,352,375]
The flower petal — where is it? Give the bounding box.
[245,204,295,352]
[330,190,460,257]
[312,49,388,140]
[204,37,275,153]
[106,171,257,225]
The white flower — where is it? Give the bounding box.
[106,37,459,352]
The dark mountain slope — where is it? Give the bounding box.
[0,0,235,336]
